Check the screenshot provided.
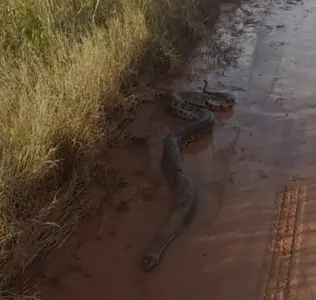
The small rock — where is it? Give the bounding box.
[129,133,147,145]
[115,199,130,213]
[141,184,153,201]
[259,171,268,179]
[117,179,129,190]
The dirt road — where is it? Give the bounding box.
[36,0,316,299]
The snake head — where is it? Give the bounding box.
[141,252,159,271]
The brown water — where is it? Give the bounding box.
[35,0,316,299]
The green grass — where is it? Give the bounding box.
[0,0,216,297]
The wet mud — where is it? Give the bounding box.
[34,0,316,299]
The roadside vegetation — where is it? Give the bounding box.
[0,0,217,297]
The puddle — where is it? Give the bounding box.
[32,0,316,299]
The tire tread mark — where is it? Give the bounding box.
[258,179,306,300]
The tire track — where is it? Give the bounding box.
[258,179,306,300]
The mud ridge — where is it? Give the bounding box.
[258,179,306,300]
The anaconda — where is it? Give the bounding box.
[141,80,236,271]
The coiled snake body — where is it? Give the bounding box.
[141,80,236,271]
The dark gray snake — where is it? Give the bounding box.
[141,80,236,271]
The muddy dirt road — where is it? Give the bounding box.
[36,0,316,299]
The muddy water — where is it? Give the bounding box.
[36,0,316,299]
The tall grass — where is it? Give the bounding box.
[0,0,215,296]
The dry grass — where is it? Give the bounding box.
[0,0,216,297]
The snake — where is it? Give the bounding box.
[141,80,236,271]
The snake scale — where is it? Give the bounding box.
[141,80,236,271]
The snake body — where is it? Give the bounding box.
[141,80,236,271]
